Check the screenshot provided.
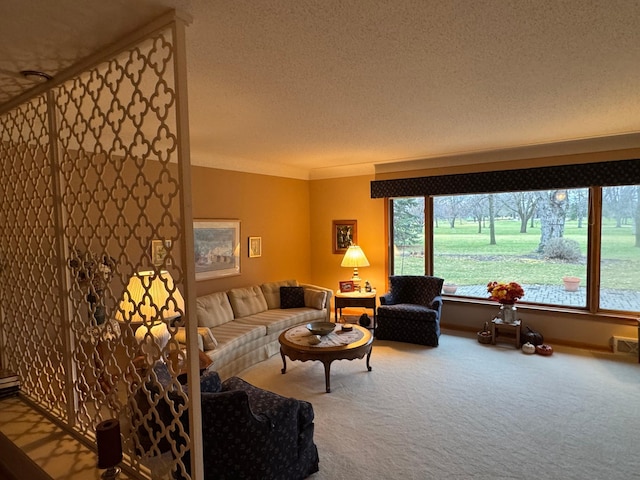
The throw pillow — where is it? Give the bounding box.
[280,286,305,309]
[261,280,298,309]
[174,327,218,351]
[304,289,328,310]
[197,327,218,351]
[200,369,222,393]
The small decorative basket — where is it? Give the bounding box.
[477,331,492,344]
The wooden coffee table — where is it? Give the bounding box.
[279,323,373,392]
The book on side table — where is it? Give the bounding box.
[0,369,20,398]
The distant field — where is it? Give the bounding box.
[394,218,640,290]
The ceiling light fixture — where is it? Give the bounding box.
[19,70,52,82]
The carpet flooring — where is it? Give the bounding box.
[239,330,640,480]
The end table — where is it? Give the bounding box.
[334,290,377,330]
[491,318,521,349]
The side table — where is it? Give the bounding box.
[334,290,377,329]
[491,318,521,349]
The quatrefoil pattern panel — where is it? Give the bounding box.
[0,23,192,479]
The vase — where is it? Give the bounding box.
[500,303,517,324]
[90,304,106,325]
[87,292,106,325]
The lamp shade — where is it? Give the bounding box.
[117,270,183,364]
[115,270,184,324]
[340,246,370,268]
[341,245,370,285]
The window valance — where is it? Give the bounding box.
[370,158,640,198]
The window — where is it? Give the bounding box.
[391,197,425,275]
[600,185,640,310]
[391,186,640,313]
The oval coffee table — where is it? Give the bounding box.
[279,323,373,393]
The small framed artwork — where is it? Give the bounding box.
[339,280,355,293]
[248,236,262,258]
[333,219,357,254]
[193,220,241,280]
[151,239,171,267]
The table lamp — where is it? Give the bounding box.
[116,270,184,363]
[340,245,370,291]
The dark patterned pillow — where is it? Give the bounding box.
[280,286,305,309]
[200,369,222,393]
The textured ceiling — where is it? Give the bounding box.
[2,1,640,179]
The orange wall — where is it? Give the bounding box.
[190,165,638,349]
[190,167,388,298]
[190,166,312,296]
[309,175,387,297]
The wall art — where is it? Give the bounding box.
[194,220,240,280]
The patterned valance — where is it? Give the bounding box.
[370,158,640,198]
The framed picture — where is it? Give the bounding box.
[333,219,357,254]
[339,280,355,293]
[193,220,240,280]
[248,236,262,258]
[151,239,171,267]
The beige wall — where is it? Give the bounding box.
[190,166,312,296]
[443,301,638,351]
[374,147,640,180]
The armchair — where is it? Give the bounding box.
[133,363,319,480]
[375,275,444,346]
[196,376,319,480]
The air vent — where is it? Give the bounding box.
[611,336,639,356]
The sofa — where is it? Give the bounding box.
[177,280,333,379]
[133,363,319,479]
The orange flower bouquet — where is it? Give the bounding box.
[487,281,525,304]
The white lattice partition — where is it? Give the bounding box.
[0,13,198,480]
[0,94,67,417]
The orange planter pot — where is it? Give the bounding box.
[562,276,580,292]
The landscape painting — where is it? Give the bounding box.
[194,220,240,280]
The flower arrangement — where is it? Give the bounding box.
[487,281,525,304]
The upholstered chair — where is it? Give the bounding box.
[375,276,445,346]
[133,363,319,480]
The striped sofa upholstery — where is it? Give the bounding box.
[178,280,333,379]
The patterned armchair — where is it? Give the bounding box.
[134,363,319,480]
[375,276,445,346]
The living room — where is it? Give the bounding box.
[1,2,639,479]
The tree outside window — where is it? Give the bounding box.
[392,186,640,312]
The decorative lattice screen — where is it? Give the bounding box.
[0,16,196,480]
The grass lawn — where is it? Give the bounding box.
[395,218,640,290]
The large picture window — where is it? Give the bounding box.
[391,185,640,312]
[600,186,640,310]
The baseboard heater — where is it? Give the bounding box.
[611,336,639,356]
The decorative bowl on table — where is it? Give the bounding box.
[307,321,335,336]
